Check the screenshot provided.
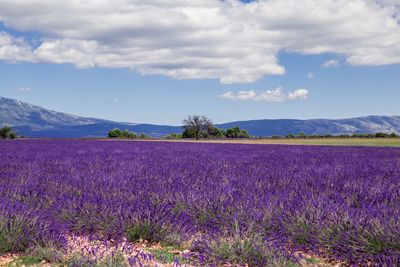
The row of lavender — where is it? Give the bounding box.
[1,140,400,266]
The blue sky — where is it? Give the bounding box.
[0,1,399,125]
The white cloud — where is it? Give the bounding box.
[0,32,35,63]
[15,86,33,92]
[288,89,309,100]
[307,72,314,79]
[0,1,400,83]
[219,90,257,101]
[322,59,340,67]
[219,88,308,102]
[255,88,286,102]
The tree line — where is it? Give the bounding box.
[273,131,400,139]
[107,116,400,140]
[107,128,152,139]
[1,120,399,141]
[106,116,250,140]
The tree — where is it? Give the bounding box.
[121,129,137,139]
[0,126,17,139]
[107,128,123,138]
[165,133,182,139]
[208,126,226,138]
[375,132,388,138]
[138,133,151,139]
[298,131,306,138]
[182,128,195,138]
[226,127,249,138]
[107,128,138,139]
[286,133,295,139]
[182,115,212,140]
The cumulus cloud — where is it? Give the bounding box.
[219,88,308,102]
[0,0,400,83]
[219,90,258,101]
[288,89,309,100]
[0,31,35,62]
[322,59,340,67]
[15,86,33,92]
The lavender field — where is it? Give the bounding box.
[1,140,400,266]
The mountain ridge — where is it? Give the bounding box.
[1,96,400,137]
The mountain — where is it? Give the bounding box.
[0,97,181,137]
[0,96,108,127]
[217,116,400,136]
[1,96,400,138]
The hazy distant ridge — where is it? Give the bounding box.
[218,116,400,136]
[1,96,400,137]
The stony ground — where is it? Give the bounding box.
[0,235,346,267]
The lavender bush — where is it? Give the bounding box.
[1,140,400,266]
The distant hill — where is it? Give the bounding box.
[217,116,400,136]
[0,96,181,137]
[1,96,400,138]
[0,96,107,127]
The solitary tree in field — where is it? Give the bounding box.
[0,126,17,139]
[183,115,212,140]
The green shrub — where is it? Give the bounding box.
[107,128,123,138]
[165,133,182,139]
[182,128,195,138]
[138,133,152,139]
[298,132,306,138]
[107,128,138,139]
[226,127,249,138]
[0,126,17,139]
[207,126,226,138]
[121,129,137,139]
